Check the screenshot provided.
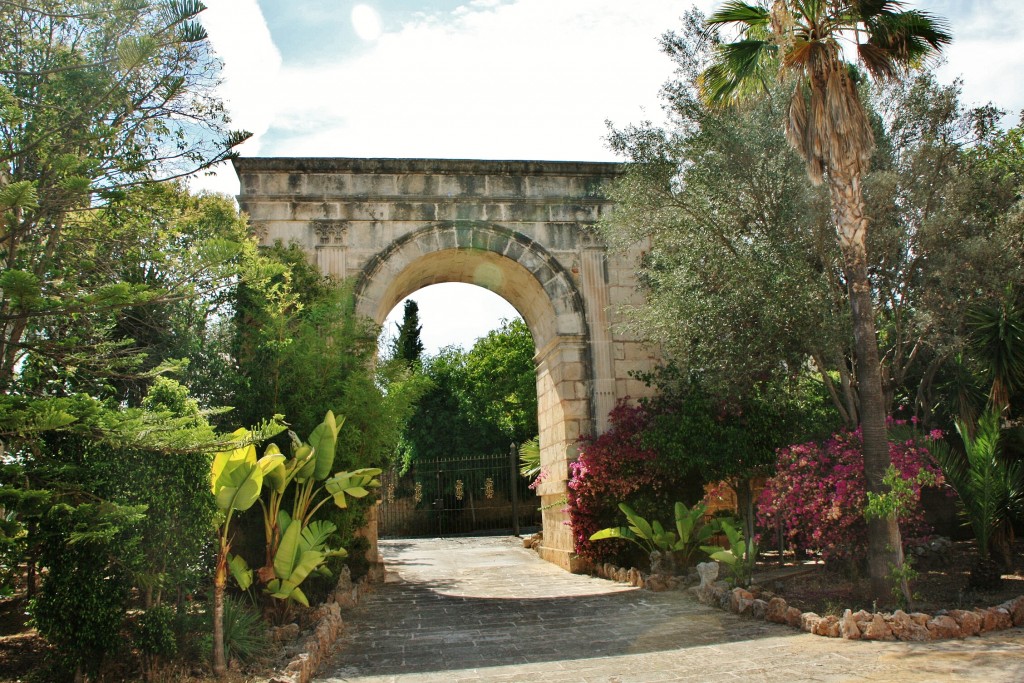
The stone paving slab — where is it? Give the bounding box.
[315,537,1024,683]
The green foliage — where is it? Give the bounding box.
[701,518,757,588]
[864,465,937,609]
[590,501,716,569]
[865,466,938,523]
[217,595,269,667]
[232,245,426,472]
[928,410,1024,563]
[390,299,425,365]
[403,319,537,468]
[136,605,178,678]
[603,11,1023,429]
[0,0,248,396]
[29,504,137,677]
[265,517,345,608]
[518,437,541,479]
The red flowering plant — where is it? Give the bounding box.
[567,402,690,566]
[756,423,945,566]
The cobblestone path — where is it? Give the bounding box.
[316,536,1024,682]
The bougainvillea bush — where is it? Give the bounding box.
[757,425,944,565]
[567,402,703,566]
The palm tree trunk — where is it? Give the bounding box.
[828,166,903,603]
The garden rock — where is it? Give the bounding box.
[649,550,675,576]
[863,614,894,641]
[645,574,671,592]
[785,606,803,628]
[696,561,719,587]
[750,599,768,620]
[813,615,840,638]
[765,597,788,624]
[1005,596,1024,626]
[887,610,929,642]
[840,610,861,640]
[800,612,821,633]
[926,615,960,639]
[269,623,301,643]
[948,609,981,637]
[730,588,754,614]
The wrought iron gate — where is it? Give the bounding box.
[378,450,541,538]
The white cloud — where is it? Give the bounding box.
[192,0,283,195]
[381,284,522,355]
[352,5,384,42]
[258,0,718,160]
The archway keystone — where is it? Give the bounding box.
[234,157,659,570]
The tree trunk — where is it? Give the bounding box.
[828,166,902,603]
[212,540,228,678]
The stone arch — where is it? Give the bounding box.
[354,222,595,567]
[355,221,586,359]
[232,156,661,571]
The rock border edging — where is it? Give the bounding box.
[692,561,1024,641]
[261,565,381,683]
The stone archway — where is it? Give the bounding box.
[233,157,659,570]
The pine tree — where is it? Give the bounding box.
[392,300,425,365]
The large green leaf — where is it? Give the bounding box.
[590,526,638,543]
[308,411,344,481]
[300,520,337,551]
[619,503,654,540]
[273,518,302,580]
[324,468,382,509]
[213,446,264,513]
[261,443,287,493]
[293,444,316,481]
[228,553,252,591]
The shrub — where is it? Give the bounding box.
[567,403,699,565]
[757,425,943,564]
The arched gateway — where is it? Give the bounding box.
[233,157,658,570]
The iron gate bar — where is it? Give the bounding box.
[378,451,541,539]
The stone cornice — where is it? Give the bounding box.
[232,156,624,177]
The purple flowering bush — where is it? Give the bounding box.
[567,403,684,565]
[757,425,944,564]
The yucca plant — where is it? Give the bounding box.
[928,409,1024,588]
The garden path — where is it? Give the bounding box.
[315,536,1024,682]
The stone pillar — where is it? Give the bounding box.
[314,220,348,279]
[534,336,590,571]
[580,245,616,432]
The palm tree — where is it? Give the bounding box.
[701,0,950,601]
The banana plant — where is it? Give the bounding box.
[701,518,757,588]
[590,502,717,567]
[257,411,382,586]
[210,429,284,678]
[265,513,347,608]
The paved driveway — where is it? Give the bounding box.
[316,536,1024,682]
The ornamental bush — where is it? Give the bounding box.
[567,402,702,566]
[756,425,944,564]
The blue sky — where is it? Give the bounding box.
[198,0,1024,354]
